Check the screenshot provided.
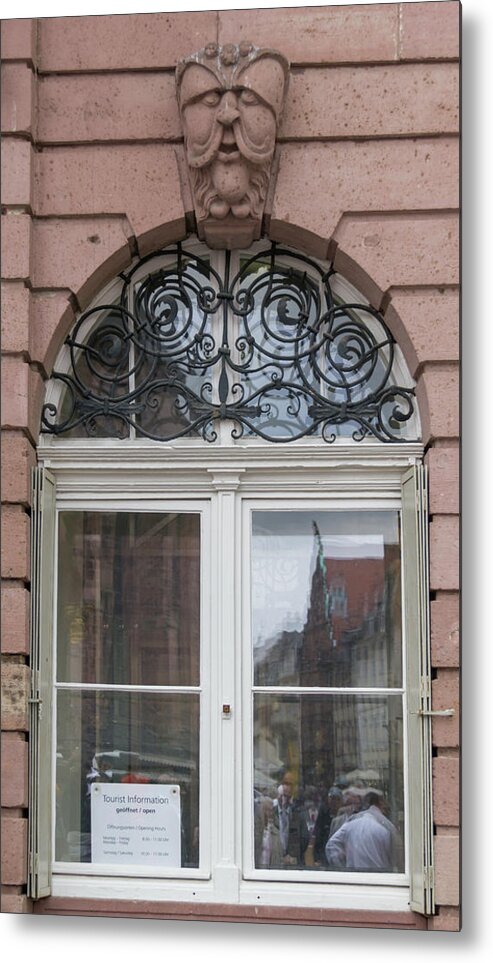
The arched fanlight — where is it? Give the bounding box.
[42,241,419,444]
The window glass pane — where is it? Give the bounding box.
[55,690,200,868]
[252,510,402,688]
[253,694,404,873]
[57,512,201,686]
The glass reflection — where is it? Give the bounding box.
[57,512,200,686]
[55,690,200,867]
[252,511,402,688]
[253,694,404,873]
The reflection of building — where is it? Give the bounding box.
[255,535,403,804]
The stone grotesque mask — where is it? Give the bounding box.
[176,41,289,248]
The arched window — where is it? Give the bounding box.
[29,241,433,919]
[41,241,419,445]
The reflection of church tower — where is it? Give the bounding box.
[299,522,335,788]
[301,522,333,685]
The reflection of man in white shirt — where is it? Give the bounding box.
[326,791,402,872]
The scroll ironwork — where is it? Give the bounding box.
[41,243,417,444]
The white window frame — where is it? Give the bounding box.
[51,497,212,882]
[35,437,424,914]
[240,494,408,890]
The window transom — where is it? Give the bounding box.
[42,242,418,445]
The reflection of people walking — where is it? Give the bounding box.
[272,772,309,866]
[326,791,402,872]
[313,787,342,864]
[255,797,283,868]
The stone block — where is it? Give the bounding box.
[432,756,459,827]
[1,505,30,581]
[430,515,459,592]
[434,834,460,906]
[281,63,459,140]
[1,582,30,655]
[2,355,29,428]
[0,817,27,885]
[30,290,75,376]
[34,144,186,241]
[272,139,458,249]
[416,364,460,443]
[0,213,31,280]
[386,289,459,377]
[0,893,32,914]
[1,138,33,208]
[432,670,459,748]
[0,431,35,506]
[431,595,460,668]
[0,281,30,355]
[0,662,30,731]
[334,214,459,293]
[31,217,133,308]
[38,72,180,144]
[219,4,399,65]
[400,1,460,61]
[426,446,459,515]
[0,19,35,63]
[1,733,28,808]
[427,906,461,931]
[38,11,217,72]
[1,63,34,136]
[0,356,44,440]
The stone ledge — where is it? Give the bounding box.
[32,897,427,928]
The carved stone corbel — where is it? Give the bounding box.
[176,41,289,250]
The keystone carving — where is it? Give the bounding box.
[176,41,289,249]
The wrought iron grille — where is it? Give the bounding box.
[41,242,417,444]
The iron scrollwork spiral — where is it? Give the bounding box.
[41,242,417,443]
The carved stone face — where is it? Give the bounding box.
[176,43,289,224]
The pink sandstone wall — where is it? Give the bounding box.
[0,3,460,929]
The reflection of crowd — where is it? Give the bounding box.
[254,771,403,873]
